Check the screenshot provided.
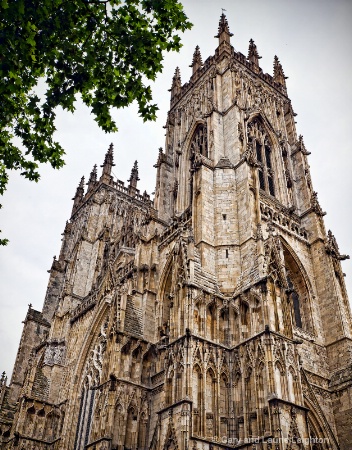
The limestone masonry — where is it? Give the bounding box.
[1,14,351,450]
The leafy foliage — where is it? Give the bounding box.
[0,0,191,243]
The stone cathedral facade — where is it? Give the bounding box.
[1,14,352,450]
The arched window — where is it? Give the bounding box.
[190,123,208,158]
[292,291,302,328]
[74,325,106,450]
[283,246,313,333]
[74,383,96,450]
[248,118,275,197]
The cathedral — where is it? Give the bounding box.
[1,13,352,450]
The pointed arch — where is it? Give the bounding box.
[190,122,208,158]
[247,114,279,197]
[177,119,208,213]
[305,398,332,450]
[246,110,278,141]
[71,303,110,450]
[279,237,314,334]
[157,241,188,339]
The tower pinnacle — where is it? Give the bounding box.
[87,164,97,191]
[190,46,203,74]
[100,143,115,183]
[273,55,288,89]
[170,67,182,99]
[215,12,233,45]
[128,160,140,190]
[72,176,85,213]
[248,39,262,67]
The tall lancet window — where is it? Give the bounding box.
[74,321,107,450]
[190,123,208,158]
[74,378,97,450]
[248,118,275,197]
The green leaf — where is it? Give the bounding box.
[0,0,192,239]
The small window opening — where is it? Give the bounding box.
[256,142,262,162]
[222,214,227,220]
[259,170,265,190]
[268,176,275,196]
[225,249,229,258]
[265,146,272,168]
[292,292,302,328]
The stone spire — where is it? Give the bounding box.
[87,164,97,191]
[170,67,182,99]
[190,45,203,74]
[72,176,85,212]
[100,143,115,184]
[128,160,140,190]
[247,39,261,66]
[215,12,233,45]
[273,55,288,88]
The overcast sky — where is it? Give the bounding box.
[0,0,351,379]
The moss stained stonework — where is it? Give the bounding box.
[1,14,351,450]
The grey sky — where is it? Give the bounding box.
[0,0,351,378]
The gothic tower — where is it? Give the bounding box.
[1,14,351,450]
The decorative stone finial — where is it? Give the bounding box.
[101,143,115,176]
[72,176,85,200]
[0,371,6,387]
[273,55,288,87]
[190,46,203,74]
[170,67,182,98]
[297,135,311,155]
[248,39,262,66]
[87,164,97,190]
[215,12,233,44]
[326,230,350,261]
[311,191,326,217]
[128,160,140,189]
[99,143,115,185]
[71,176,85,214]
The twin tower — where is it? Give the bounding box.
[1,14,351,450]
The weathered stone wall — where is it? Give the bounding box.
[1,13,351,450]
